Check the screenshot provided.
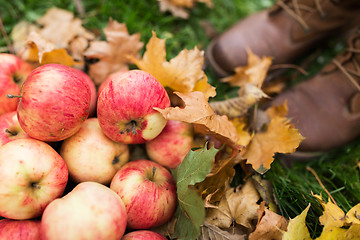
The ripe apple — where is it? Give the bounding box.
[40,181,128,240]
[97,70,170,144]
[73,68,97,117]
[110,159,177,229]
[0,111,30,147]
[0,53,33,115]
[15,63,91,142]
[146,120,194,169]
[0,219,41,240]
[97,71,126,98]
[60,117,130,185]
[0,138,68,220]
[121,230,167,240]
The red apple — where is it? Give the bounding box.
[97,70,170,144]
[146,120,194,169]
[110,159,177,229]
[0,53,33,115]
[97,71,127,98]
[15,63,91,142]
[72,68,97,117]
[0,111,30,147]
[0,219,41,240]
[40,182,127,240]
[121,230,167,240]
[0,138,68,220]
[60,117,130,185]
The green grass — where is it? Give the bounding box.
[1,0,359,238]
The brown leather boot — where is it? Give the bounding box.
[267,30,360,154]
[206,0,360,77]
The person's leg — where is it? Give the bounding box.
[206,0,360,78]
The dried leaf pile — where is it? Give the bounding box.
[5,5,360,240]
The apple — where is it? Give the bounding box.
[146,120,194,169]
[40,181,127,240]
[97,71,126,99]
[97,70,170,144]
[0,53,33,115]
[60,117,130,185]
[15,63,91,142]
[121,230,167,240]
[110,159,177,229]
[72,68,97,117]
[0,138,68,220]
[0,219,41,240]
[0,111,30,147]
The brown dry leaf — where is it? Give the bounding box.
[248,201,288,240]
[158,0,213,19]
[36,7,94,49]
[84,19,143,85]
[10,21,40,53]
[19,31,76,66]
[282,204,312,240]
[221,48,272,88]
[244,102,304,174]
[205,180,260,229]
[154,91,240,148]
[131,31,215,99]
[210,84,268,118]
[198,222,247,240]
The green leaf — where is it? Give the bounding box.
[172,143,219,240]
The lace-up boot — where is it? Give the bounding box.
[268,30,360,154]
[206,0,360,77]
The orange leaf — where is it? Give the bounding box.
[244,116,304,174]
[154,91,240,148]
[221,48,272,88]
[84,19,143,85]
[158,0,213,19]
[131,31,215,99]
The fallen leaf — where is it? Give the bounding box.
[282,204,312,240]
[10,21,39,53]
[248,201,288,240]
[244,116,304,174]
[206,180,260,229]
[251,175,278,213]
[209,84,268,118]
[131,31,215,99]
[172,144,219,240]
[346,203,360,224]
[198,222,247,240]
[158,0,212,19]
[84,19,143,85]
[19,31,76,66]
[221,48,272,88]
[154,91,240,148]
[230,117,252,147]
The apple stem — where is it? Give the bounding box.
[131,121,137,135]
[5,128,17,136]
[31,182,41,189]
[152,167,156,179]
[7,94,22,99]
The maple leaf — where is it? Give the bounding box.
[198,222,247,240]
[158,0,213,19]
[209,84,268,118]
[346,203,360,225]
[205,180,260,229]
[19,31,76,66]
[131,31,216,100]
[231,117,252,147]
[221,48,272,88]
[154,91,240,148]
[172,144,219,240]
[243,102,304,174]
[84,19,143,85]
[282,204,312,240]
[248,201,288,240]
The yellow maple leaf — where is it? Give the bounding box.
[84,19,143,85]
[131,31,216,100]
[154,91,240,148]
[221,48,272,88]
[282,204,312,240]
[346,203,360,225]
[312,194,346,228]
[231,117,252,147]
[206,180,260,229]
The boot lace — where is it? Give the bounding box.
[276,0,327,31]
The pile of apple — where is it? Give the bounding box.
[0,53,194,240]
